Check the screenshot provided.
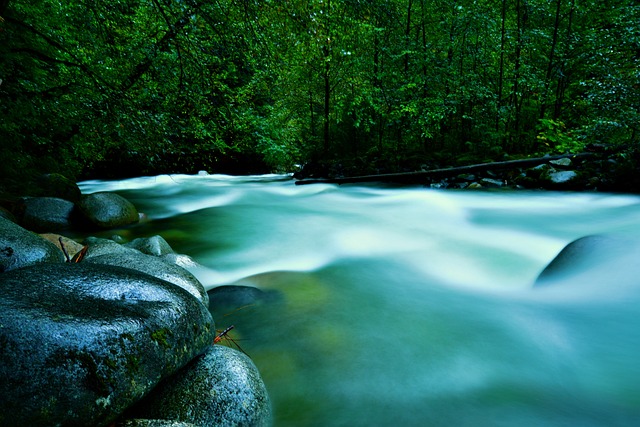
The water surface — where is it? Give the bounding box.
[79,175,640,426]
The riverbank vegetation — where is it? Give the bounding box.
[1,0,639,191]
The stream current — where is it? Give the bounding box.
[78,174,640,427]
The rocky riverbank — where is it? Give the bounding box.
[294,147,640,193]
[0,178,272,427]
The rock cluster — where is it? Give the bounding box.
[429,155,605,191]
[0,179,272,427]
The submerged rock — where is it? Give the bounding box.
[0,216,65,272]
[535,234,640,289]
[126,345,271,427]
[76,192,139,229]
[208,285,282,318]
[0,263,215,427]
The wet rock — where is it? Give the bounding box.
[85,251,208,306]
[549,170,578,185]
[125,236,175,257]
[19,196,75,232]
[126,345,271,427]
[0,263,215,427]
[0,216,65,272]
[76,192,139,229]
[549,158,572,168]
[83,236,139,258]
[161,253,199,269]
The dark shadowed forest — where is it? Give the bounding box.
[1,0,639,191]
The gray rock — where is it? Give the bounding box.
[83,236,139,258]
[0,216,65,272]
[549,170,577,184]
[0,263,215,427]
[128,345,271,427]
[76,192,139,229]
[125,236,175,257]
[85,251,208,306]
[19,196,75,232]
[549,158,572,168]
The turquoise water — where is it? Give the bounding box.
[79,175,640,426]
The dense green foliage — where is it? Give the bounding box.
[0,0,638,184]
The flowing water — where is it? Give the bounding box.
[78,174,640,427]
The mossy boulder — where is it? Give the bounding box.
[0,263,215,427]
[76,192,139,229]
[125,345,271,427]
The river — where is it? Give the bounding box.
[78,174,640,427]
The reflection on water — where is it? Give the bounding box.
[79,175,640,426]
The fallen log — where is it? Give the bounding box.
[294,153,598,185]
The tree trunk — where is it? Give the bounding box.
[539,0,562,121]
[496,0,507,133]
[322,0,332,156]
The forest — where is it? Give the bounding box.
[0,0,639,189]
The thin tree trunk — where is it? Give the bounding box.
[496,0,507,132]
[512,0,525,148]
[539,0,562,121]
[554,0,575,119]
[322,0,332,156]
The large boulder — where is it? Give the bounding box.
[85,251,208,307]
[19,196,76,232]
[0,216,65,272]
[76,192,139,229]
[125,345,272,427]
[0,263,215,427]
